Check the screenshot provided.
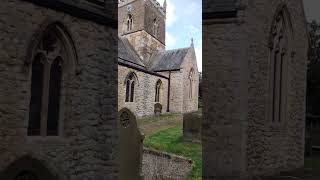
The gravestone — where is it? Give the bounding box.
[118,108,144,180]
[154,103,162,115]
[183,111,201,143]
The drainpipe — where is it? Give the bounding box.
[167,71,171,112]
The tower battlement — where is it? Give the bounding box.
[118,0,166,15]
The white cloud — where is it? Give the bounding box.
[157,0,177,27]
[185,25,201,38]
[158,0,165,4]
[166,32,177,49]
[166,0,178,27]
[185,2,198,15]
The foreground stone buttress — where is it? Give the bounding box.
[203,0,308,179]
[0,0,118,179]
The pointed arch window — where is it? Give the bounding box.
[189,69,195,99]
[28,55,44,136]
[155,80,162,102]
[269,6,292,123]
[153,18,158,37]
[125,72,137,102]
[28,23,77,137]
[127,14,133,31]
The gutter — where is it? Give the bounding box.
[118,61,169,80]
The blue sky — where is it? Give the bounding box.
[154,0,320,72]
[157,0,202,72]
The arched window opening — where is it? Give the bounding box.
[28,55,44,136]
[0,156,57,180]
[127,14,133,31]
[125,79,130,102]
[125,72,137,102]
[153,18,158,37]
[155,80,162,102]
[47,57,63,136]
[189,69,194,99]
[28,23,76,137]
[269,7,292,123]
[130,81,135,102]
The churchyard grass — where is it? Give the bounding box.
[144,125,202,180]
[138,113,183,136]
[305,158,320,169]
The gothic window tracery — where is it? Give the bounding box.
[127,14,133,31]
[153,18,158,37]
[269,8,291,123]
[125,72,137,102]
[155,80,162,102]
[120,111,130,128]
[28,24,76,137]
[189,69,195,99]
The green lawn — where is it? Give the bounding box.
[144,125,202,180]
[138,113,182,125]
[137,113,183,136]
[305,157,320,169]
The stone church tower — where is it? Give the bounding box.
[118,0,166,65]
[118,0,199,117]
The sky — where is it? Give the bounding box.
[303,0,320,22]
[157,0,202,72]
[154,0,319,73]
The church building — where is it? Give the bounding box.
[118,0,199,117]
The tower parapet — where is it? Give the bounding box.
[118,0,166,16]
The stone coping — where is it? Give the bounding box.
[143,147,193,164]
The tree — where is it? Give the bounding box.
[307,21,320,115]
[308,20,320,66]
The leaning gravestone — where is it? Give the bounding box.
[154,103,162,115]
[183,111,201,143]
[118,108,144,180]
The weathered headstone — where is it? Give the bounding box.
[183,111,201,143]
[118,108,144,180]
[154,103,162,115]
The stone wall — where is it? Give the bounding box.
[118,0,165,62]
[118,0,145,35]
[143,0,166,44]
[246,0,308,175]
[203,19,248,179]
[118,65,169,117]
[123,31,165,64]
[118,0,165,44]
[142,148,193,180]
[181,47,199,113]
[203,0,308,179]
[0,0,118,179]
[161,71,184,113]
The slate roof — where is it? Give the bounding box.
[203,0,238,19]
[149,47,190,71]
[118,37,146,69]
